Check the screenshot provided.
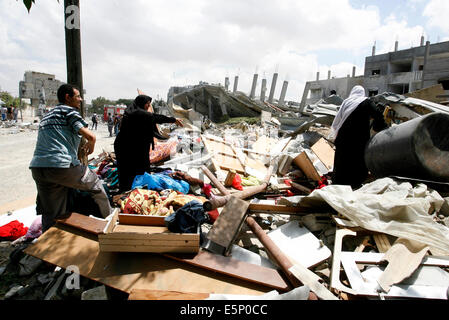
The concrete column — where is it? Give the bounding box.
[260,78,267,102]
[219,92,228,116]
[278,81,288,106]
[328,70,331,80]
[394,40,398,52]
[372,42,376,56]
[208,96,213,120]
[233,76,239,93]
[352,66,356,77]
[316,72,320,81]
[421,41,431,89]
[420,36,425,46]
[268,73,278,103]
[224,77,230,91]
[250,73,258,99]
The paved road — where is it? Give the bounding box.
[0,121,116,214]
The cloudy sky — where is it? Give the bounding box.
[1,0,449,104]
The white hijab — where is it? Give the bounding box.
[328,85,368,141]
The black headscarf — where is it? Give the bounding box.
[125,94,152,116]
[123,94,169,142]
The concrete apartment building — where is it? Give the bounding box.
[300,38,449,109]
[19,71,63,107]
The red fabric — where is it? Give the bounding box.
[202,184,213,197]
[207,209,219,223]
[316,176,329,189]
[286,190,295,197]
[0,220,29,241]
[232,174,243,191]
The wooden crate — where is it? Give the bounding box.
[99,211,200,253]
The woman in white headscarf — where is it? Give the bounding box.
[329,85,387,189]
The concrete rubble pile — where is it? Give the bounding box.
[1,88,449,301]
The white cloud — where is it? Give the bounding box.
[424,0,449,33]
[0,0,438,103]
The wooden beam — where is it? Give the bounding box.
[163,250,290,292]
[56,212,107,235]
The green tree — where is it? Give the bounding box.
[116,98,133,108]
[0,91,20,107]
[90,96,114,115]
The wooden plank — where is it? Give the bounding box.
[290,181,312,194]
[24,224,272,296]
[99,231,198,241]
[104,208,120,234]
[128,289,209,300]
[56,212,107,235]
[163,250,290,292]
[99,245,199,253]
[99,239,199,246]
[118,214,166,226]
[249,203,325,214]
[311,138,335,171]
[289,264,339,300]
[224,170,236,187]
[205,196,250,255]
[373,234,392,253]
[293,151,322,182]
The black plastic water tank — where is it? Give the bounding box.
[365,112,449,182]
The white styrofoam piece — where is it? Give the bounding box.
[339,252,449,299]
[267,220,331,268]
[230,244,277,270]
[0,205,37,228]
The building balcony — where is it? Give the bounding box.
[388,71,422,84]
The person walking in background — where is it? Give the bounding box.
[107,114,114,137]
[113,113,121,136]
[6,105,13,120]
[91,113,98,130]
[1,105,6,121]
[329,85,387,189]
[13,106,19,121]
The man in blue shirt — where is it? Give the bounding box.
[30,84,112,232]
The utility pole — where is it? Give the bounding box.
[64,0,84,117]
[64,0,87,163]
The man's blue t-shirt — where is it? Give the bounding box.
[29,104,88,168]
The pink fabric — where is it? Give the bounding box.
[24,215,42,240]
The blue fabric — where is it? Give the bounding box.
[164,200,208,235]
[29,104,87,168]
[131,172,190,194]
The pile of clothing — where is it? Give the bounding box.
[120,188,207,217]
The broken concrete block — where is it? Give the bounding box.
[81,285,108,300]
[4,285,23,299]
[18,255,43,276]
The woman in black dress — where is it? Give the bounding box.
[114,95,183,192]
[329,85,387,189]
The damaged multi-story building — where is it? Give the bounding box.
[300,38,449,109]
[19,71,63,107]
